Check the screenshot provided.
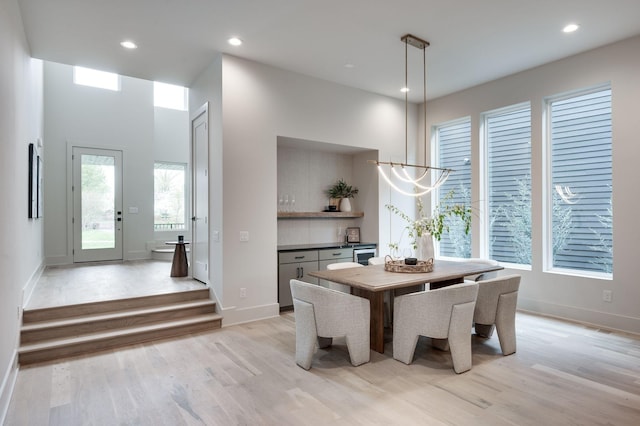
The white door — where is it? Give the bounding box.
[192,106,209,283]
[72,147,123,262]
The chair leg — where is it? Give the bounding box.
[392,332,419,365]
[317,337,332,348]
[475,323,495,338]
[345,331,370,367]
[448,302,476,374]
[495,291,518,355]
[293,299,318,370]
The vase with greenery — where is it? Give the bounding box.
[386,190,472,259]
[326,178,359,211]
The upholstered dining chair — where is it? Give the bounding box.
[289,279,370,370]
[464,258,500,282]
[393,282,479,374]
[473,274,521,355]
[325,261,363,293]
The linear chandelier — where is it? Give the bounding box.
[371,34,453,197]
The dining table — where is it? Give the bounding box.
[308,259,504,353]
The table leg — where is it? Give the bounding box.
[353,288,385,353]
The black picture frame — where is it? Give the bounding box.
[346,227,360,243]
[28,143,37,218]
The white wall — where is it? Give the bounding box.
[424,36,640,333]
[0,0,44,420]
[206,55,415,325]
[43,62,188,264]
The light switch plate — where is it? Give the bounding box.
[240,231,249,242]
[129,207,139,214]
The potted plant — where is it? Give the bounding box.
[386,190,472,260]
[326,178,359,212]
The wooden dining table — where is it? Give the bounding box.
[308,259,504,353]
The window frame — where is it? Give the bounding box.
[153,161,189,233]
[543,84,613,279]
[480,101,532,270]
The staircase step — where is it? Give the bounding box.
[19,314,222,365]
[21,300,217,344]
[23,288,210,323]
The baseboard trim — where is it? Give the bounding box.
[22,261,45,307]
[0,350,18,425]
[518,297,640,335]
[218,303,279,327]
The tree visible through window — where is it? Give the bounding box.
[549,87,612,274]
[154,162,186,231]
[434,118,472,258]
[485,105,532,265]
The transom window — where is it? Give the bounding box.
[154,82,188,111]
[73,66,120,91]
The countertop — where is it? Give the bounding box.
[277,242,377,252]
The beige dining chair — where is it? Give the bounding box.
[464,258,500,282]
[290,279,370,370]
[367,256,386,265]
[325,262,363,293]
[473,274,521,355]
[393,282,479,373]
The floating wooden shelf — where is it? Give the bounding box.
[278,211,364,219]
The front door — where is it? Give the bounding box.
[72,147,123,262]
[192,105,209,283]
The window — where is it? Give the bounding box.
[548,87,612,275]
[434,118,472,258]
[154,82,188,111]
[484,104,531,265]
[73,66,120,91]
[154,162,187,231]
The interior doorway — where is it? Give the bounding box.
[191,104,209,283]
[72,147,123,262]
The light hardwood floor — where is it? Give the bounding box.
[27,260,204,309]
[6,310,640,425]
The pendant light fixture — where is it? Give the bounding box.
[370,34,453,197]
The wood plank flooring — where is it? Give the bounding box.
[6,311,640,425]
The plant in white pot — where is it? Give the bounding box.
[386,190,472,260]
[326,179,359,212]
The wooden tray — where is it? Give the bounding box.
[384,256,434,273]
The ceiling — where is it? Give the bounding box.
[17,0,640,102]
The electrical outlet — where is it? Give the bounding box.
[602,290,613,302]
[240,231,249,242]
[240,288,247,298]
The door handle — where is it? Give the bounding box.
[192,216,196,221]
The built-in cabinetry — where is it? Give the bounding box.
[278,250,319,310]
[278,243,376,311]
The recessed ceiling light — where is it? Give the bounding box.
[563,23,580,33]
[228,37,243,46]
[400,87,410,93]
[120,40,137,49]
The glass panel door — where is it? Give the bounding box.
[73,147,123,262]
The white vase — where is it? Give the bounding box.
[339,198,352,212]
[416,234,434,261]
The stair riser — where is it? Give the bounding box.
[23,288,210,323]
[21,304,216,344]
[19,318,221,365]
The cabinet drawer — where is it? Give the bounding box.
[279,250,318,264]
[319,248,353,261]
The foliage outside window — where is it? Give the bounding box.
[549,87,612,274]
[154,162,187,231]
[485,105,532,265]
[434,118,472,258]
